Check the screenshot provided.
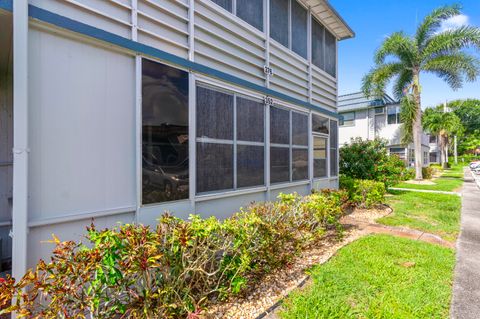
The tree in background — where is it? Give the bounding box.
[362,4,480,180]
[422,106,463,168]
[449,99,480,154]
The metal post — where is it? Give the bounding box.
[12,0,29,288]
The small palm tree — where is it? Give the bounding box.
[362,4,480,179]
[423,106,463,168]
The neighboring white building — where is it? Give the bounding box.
[338,92,432,167]
[0,1,354,277]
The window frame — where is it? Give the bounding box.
[195,83,266,195]
[387,105,401,125]
[209,0,265,32]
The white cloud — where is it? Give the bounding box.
[439,14,469,33]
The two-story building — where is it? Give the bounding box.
[338,92,431,166]
[0,0,353,278]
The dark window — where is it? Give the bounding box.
[312,17,325,70]
[313,136,327,178]
[291,0,308,58]
[339,112,355,126]
[330,120,338,176]
[142,59,189,204]
[270,0,289,47]
[196,86,234,140]
[270,147,290,183]
[196,143,233,193]
[211,0,232,12]
[429,135,437,143]
[312,114,329,134]
[237,97,264,142]
[270,106,290,145]
[292,112,308,146]
[292,148,308,180]
[387,105,401,124]
[237,145,265,188]
[325,29,336,77]
[237,0,263,31]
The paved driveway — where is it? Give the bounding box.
[451,168,480,319]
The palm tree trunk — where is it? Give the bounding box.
[439,135,446,168]
[412,75,423,180]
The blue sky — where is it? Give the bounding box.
[330,0,480,108]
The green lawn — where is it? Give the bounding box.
[394,164,465,192]
[379,190,461,242]
[279,235,455,319]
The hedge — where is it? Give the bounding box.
[339,176,386,208]
[0,184,382,318]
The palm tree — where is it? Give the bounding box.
[422,106,463,168]
[362,4,480,179]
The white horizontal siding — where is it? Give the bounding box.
[137,0,189,58]
[29,0,132,38]
[311,67,337,109]
[194,1,265,86]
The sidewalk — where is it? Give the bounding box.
[451,168,480,319]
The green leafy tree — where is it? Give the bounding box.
[423,106,463,168]
[362,4,480,179]
[448,99,480,154]
[339,138,410,187]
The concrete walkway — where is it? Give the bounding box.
[451,168,480,319]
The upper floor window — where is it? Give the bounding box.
[312,17,337,77]
[387,105,401,124]
[429,135,437,143]
[211,0,264,31]
[375,107,385,114]
[339,112,355,126]
[270,0,308,59]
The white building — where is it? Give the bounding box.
[338,92,431,166]
[0,1,353,277]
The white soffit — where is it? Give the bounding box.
[302,0,355,40]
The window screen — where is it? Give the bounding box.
[196,143,234,193]
[312,114,329,134]
[292,148,308,180]
[329,120,338,176]
[291,0,308,58]
[270,106,290,145]
[211,0,232,12]
[313,136,327,178]
[292,112,308,146]
[237,97,264,142]
[237,0,263,31]
[311,17,325,70]
[270,0,289,47]
[196,86,234,139]
[325,29,336,77]
[387,105,401,124]
[270,147,290,183]
[237,145,265,188]
[142,59,189,204]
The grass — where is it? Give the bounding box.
[279,235,455,319]
[394,164,466,192]
[378,190,461,242]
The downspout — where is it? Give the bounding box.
[12,0,29,285]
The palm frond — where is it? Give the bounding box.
[424,53,480,89]
[361,63,404,98]
[415,4,462,48]
[400,95,417,144]
[422,25,480,59]
[374,32,418,66]
[393,69,413,100]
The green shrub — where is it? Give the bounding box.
[339,176,386,208]
[422,166,434,179]
[1,190,361,319]
[340,138,410,187]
